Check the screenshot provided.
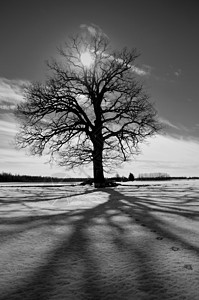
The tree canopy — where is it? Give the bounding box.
[15,30,162,187]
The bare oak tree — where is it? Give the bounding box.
[15,31,162,187]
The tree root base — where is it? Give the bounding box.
[80,179,118,188]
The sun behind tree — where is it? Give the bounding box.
[15,28,162,188]
[80,51,94,68]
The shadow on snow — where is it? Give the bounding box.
[0,184,199,299]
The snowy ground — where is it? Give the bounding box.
[0,180,199,299]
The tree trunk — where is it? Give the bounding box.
[93,142,105,188]
[92,101,105,188]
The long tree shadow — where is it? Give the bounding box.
[1,184,199,299]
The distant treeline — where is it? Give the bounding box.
[136,176,199,181]
[138,172,170,179]
[0,172,132,183]
[0,172,86,183]
[0,172,198,183]
[136,172,199,181]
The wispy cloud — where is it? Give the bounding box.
[80,23,109,40]
[0,116,70,177]
[0,119,17,135]
[174,68,182,77]
[0,100,16,112]
[121,134,199,177]
[159,117,180,130]
[158,117,199,142]
[131,66,150,76]
[80,24,151,77]
[0,78,29,107]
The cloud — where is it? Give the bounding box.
[121,134,199,177]
[81,24,97,37]
[0,146,67,176]
[0,117,71,177]
[158,117,199,141]
[80,25,151,77]
[0,118,18,156]
[131,66,150,76]
[159,117,180,130]
[139,64,152,76]
[113,57,149,76]
[0,119,17,134]
[0,78,29,106]
[80,23,109,40]
[0,78,29,126]
[174,68,182,77]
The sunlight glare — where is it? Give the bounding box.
[80,51,94,68]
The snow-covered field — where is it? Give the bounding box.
[0,180,199,300]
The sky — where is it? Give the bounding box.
[0,0,199,178]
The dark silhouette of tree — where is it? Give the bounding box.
[15,29,162,187]
[128,173,135,181]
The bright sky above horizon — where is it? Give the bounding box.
[0,0,199,178]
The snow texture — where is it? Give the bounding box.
[0,180,199,299]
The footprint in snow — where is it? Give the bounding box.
[184,264,193,270]
[171,247,179,251]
